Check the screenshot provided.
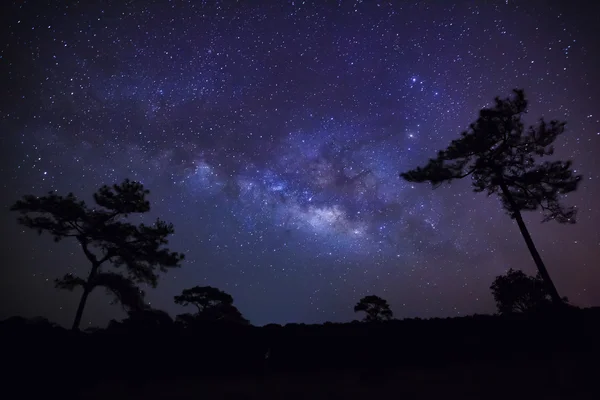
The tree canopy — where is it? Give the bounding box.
[354,295,393,322]
[174,286,249,325]
[400,89,581,224]
[10,179,184,330]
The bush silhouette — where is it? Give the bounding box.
[490,268,570,314]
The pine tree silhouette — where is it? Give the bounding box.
[10,179,184,330]
[400,90,581,305]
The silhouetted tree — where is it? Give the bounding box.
[400,90,581,305]
[174,286,233,312]
[174,286,249,325]
[490,268,568,314]
[354,295,393,322]
[10,179,185,330]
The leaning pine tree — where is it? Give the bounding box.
[10,179,185,330]
[400,89,581,306]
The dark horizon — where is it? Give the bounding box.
[1,0,599,329]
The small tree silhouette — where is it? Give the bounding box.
[490,268,568,314]
[354,295,393,322]
[10,179,184,330]
[174,286,249,325]
[400,90,581,305]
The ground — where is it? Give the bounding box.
[81,359,596,399]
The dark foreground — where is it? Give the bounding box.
[3,308,599,399]
[80,360,596,399]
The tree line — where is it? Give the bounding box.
[9,89,582,329]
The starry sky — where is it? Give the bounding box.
[1,0,599,328]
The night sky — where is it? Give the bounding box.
[1,1,599,329]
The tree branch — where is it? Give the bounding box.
[78,239,100,267]
[97,251,114,267]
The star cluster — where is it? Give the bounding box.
[1,1,599,327]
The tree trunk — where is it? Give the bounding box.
[498,180,564,305]
[72,287,91,331]
[71,263,99,331]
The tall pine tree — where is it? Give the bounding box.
[400,90,581,305]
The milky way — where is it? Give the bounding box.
[1,1,599,327]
